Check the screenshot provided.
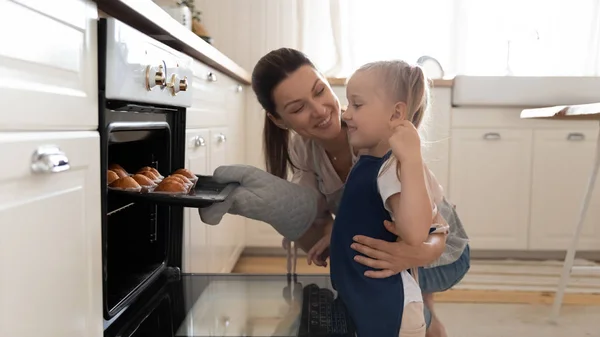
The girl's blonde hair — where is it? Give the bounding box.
[354,60,431,178]
[355,60,430,129]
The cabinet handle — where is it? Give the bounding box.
[206,72,217,82]
[194,136,206,147]
[483,132,501,140]
[567,132,585,141]
[217,133,227,143]
[31,145,70,174]
[236,84,243,93]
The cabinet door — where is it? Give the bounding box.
[448,128,533,250]
[0,0,98,131]
[529,129,600,250]
[208,127,236,272]
[183,129,211,273]
[0,132,101,337]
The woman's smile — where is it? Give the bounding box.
[315,112,333,129]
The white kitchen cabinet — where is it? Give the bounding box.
[448,128,533,250]
[0,131,101,337]
[0,0,98,131]
[183,129,211,274]
[529,129,600,250]
[184,60,247,273]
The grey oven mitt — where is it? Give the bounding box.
[198,164,319,241]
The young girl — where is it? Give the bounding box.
[327,60,450,337]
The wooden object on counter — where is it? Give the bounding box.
[95,0,251,84]
[327,77,454,88]
[521,102,600,323]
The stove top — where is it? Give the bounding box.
[104,273,335,337]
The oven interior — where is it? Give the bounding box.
[102,106,185,319]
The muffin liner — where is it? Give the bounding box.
[108,186,142,193]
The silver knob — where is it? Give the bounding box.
[145,64,166,91]
[216,133,227,143]
[567,132,585,141]
[483,132,501,140]
[167,74,188,96]
[194,136,206,147]
[236,84,243,93]
[207,72,217,82]
[31,145,70,174]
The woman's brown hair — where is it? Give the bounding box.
[251,48,316,179]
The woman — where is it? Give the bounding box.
[251,48,470,337]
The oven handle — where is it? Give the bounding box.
[106,121,171,133]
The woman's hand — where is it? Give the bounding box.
[306,232,331,267]
[351,220,445,278]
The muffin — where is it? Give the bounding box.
[153,180,188,194]
[113,168,129,178]
[139,170,161,183]
[173,168,197,182]
[137,166,163,179]
[107,170,120,185]
[108,176,142,192]
[109,163,125,172]
[131,174,157,192]
[164,175,192,189]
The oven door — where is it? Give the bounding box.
[104,273,336,337]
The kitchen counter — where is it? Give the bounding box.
[95,0,251,84]
[327,76,455,88]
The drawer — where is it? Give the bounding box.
[0,0,98,131]
[188,61,246,128]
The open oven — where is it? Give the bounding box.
[100,101,186,318]
[98,17,343,337]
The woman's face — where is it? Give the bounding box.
[270,65,342,141]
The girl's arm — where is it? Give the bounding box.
[378,158,432,246]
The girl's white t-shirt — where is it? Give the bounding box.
[377,158,423,306]
[377,157,450,306]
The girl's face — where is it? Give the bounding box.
[343,71,399,153]
[270,65,342,141]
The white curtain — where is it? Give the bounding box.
[297,0,600,77]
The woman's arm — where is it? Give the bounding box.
[351,221,446,278]
[288,136,334,254]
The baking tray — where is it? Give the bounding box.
[108,175,238,208]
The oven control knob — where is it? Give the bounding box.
[167,75,188,96]
[145,64,166,91]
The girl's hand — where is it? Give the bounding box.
[307,233,331,267]
[389,119,421,164]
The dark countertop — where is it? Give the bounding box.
[95,0,252,85]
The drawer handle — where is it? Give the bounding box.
[31,145,70,174]
[236,84,243,93]
[567,132,585,141]
[206,72,217,82]
[217,133,227,143]
[194,136,206,147]
[483,132,501,140]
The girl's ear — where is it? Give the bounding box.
[267,112,289,130]
[390,102,407,122]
